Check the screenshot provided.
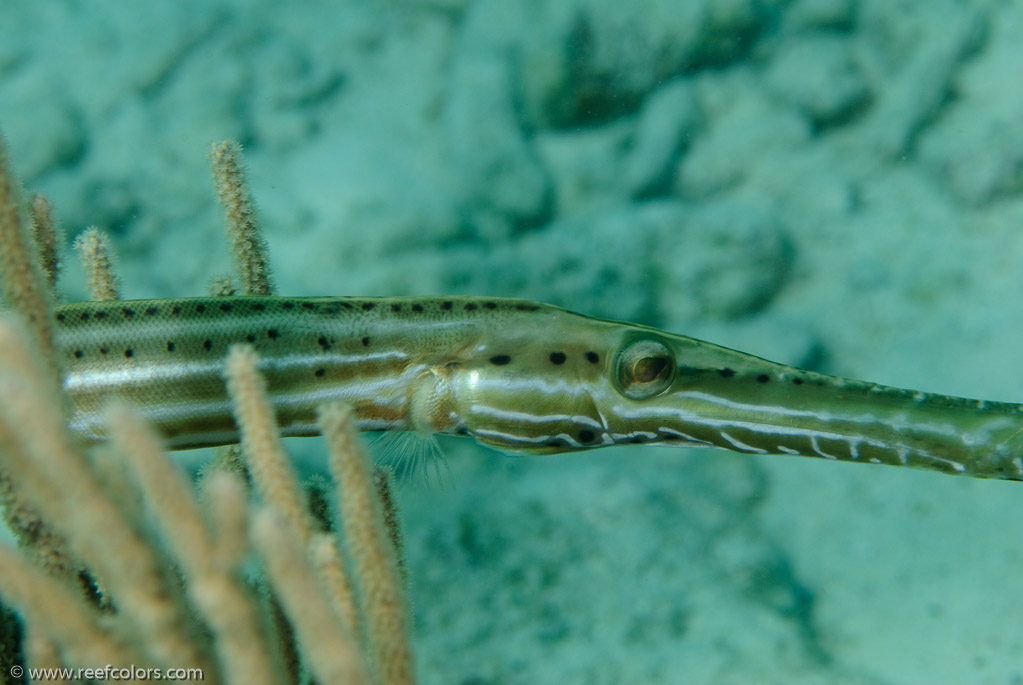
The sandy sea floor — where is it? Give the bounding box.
[3,0,1023,683]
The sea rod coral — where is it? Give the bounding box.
[0,129,414,685]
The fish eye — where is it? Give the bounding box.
[614,337,676,400]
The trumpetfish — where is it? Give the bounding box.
[54,294,1023,480]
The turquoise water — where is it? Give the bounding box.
[3,0,1023,682]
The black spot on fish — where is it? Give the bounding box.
[793,377,803,385]
[464,303,478,311]
[246,334,256,343]
[515,303,540,312]
[490,354,511,366]
[631,435,648,444]
[282,302,294,310]
[362,302,375,311]
[549,351,566,365]
[757,374,770,383]
[172,306,182,316]
[391,303,402,312]
[203,339,213,351]
[56,313,65,322]
[317,336,331,351]
[94,311,107,320]
[100,347,110,355]
[253,302,266,312]
[412,303,424,313]
[124,348,134,358]
[145,306,159,316]
[302,302,316,310]
[79,312,89,321]
[585,351,599,364]
[267,329,279,340]
[441,301,453,310]
[167,341,176,352]
[219,303,232,313]
[578,429,595,443]
[315,368,326,378]
[484,301,497,310]
[195,304,205,313]
[718,368,735,378]
[73,349,84,359]
[122,308,135,318]
[362,336,370,347]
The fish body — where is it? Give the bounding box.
[56,295,1023,480]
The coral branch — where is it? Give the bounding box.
[0,132,58,381]
[28,193,61,298]
[320,401,415,685]
[73,227,121,301]
[210,140,274,296]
